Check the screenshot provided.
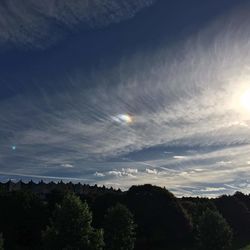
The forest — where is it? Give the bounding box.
[0,181,250,250]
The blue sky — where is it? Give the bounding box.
[1,0,250,197]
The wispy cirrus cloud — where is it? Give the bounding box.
[1,2,250,197]
[0,0,155,49]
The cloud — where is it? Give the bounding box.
[1,2,250,196]
[0,0,155,49]
[0,171,90,182]
[123,168,138,174]
[173,156,187,160]
[61,163,74,168]
[145,168,158,174]
[107,168,138,178]
[88,143,250,196]
[200,187,226,192]
[3,5,250,165]
[216,161,232,166]
[108,171,123,177]
[94,172,105,177]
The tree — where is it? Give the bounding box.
[104,203,136,250]
[215,195,250,242]
[0,233,4,250]
[0,191,48,249]
[43,193,104,250]
[197,208,233,250]
[126,185,192,249]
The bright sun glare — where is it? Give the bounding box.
[240,89,250,112]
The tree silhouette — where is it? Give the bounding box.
[0,191,47,249]
[1,183,250,249]
[0,233,4,250]
[197,208,233,250]
[43,193,104,250]
[104,203,136,250]
[215,194,250,243]
[126,185,192,249]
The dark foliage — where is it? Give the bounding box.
[0,190,48,249]
[42,193,104,250]
[0,181,250,249]
[0,233,4,250]
[104,203,136,250]
[126,185,192,250]
[91,192,124,228]
[197,208,233,250]
[214,194,250,246]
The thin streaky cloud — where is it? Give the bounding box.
[1,1,250,196]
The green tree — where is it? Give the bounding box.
[0,233,4,250]
[197,208,233,250]
[43,193,104,250]
[104,203,136,250]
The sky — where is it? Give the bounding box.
[1,0,250,197]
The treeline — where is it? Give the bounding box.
[0,183,250,249]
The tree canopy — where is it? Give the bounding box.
[197,208,233,250]
[43,193,104,250]
[104,203,136,250]
[0,182,250,249]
